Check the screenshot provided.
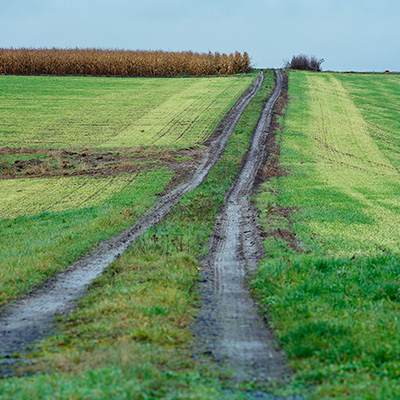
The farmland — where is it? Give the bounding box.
[0,72,255,308]
[0,74,254,148]
[2,64,400,399]
[0,173,141,219]
[0,69,277,398]
[254,71,400,398]
[0,48,251,77]
[0,168,174,305]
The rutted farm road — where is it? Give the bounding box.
[0,71,286,381]
[194,70,289,381]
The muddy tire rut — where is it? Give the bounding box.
[194,70,290,382]
[0,72,264,366]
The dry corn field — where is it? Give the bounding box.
[0,48,251,77]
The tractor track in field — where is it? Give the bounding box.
[0,72,264,375]
[194,70,291,382]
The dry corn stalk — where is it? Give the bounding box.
[0,48,252,77]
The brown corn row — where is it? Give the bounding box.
[0,48,252,77]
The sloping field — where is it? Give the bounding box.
[280,73,400,256]
[0,168,173,305]
[0,74,254,148]
[0,71,277,399]
[0,73,255,307]
[254,71,400,398]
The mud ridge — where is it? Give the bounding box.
[0,72,264,367]
[194,70,291,382]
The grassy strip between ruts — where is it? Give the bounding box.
[253,71,400,399]
[0,71,299,399]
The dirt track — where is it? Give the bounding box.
[0,72,264,370]
[194,71,290,381]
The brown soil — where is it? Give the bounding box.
[258,71,288,182]
[0,146,204,182]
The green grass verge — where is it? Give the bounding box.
[253,70,400,399]
[0,74,255,149]
[0,71,295,399]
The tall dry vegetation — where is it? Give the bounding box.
[0,48,251,77]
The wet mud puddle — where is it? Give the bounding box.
[195,71,290,381]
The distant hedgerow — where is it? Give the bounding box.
[285,54,324,72]
[0,48,252,77]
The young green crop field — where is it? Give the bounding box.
[0,73,256,307]
[0,74,254,148]
[254,71,400,398]
[0,173,141,219]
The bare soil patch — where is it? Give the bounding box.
[0,146,204,183]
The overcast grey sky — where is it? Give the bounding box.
[0,0,399,71]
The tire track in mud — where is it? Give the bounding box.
[0,72,264,365]
[194,71,290,382]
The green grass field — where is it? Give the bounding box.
[254,71,400,399]
[0,74,254,149]
[336,73,400,171]
[0,168,173,306]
